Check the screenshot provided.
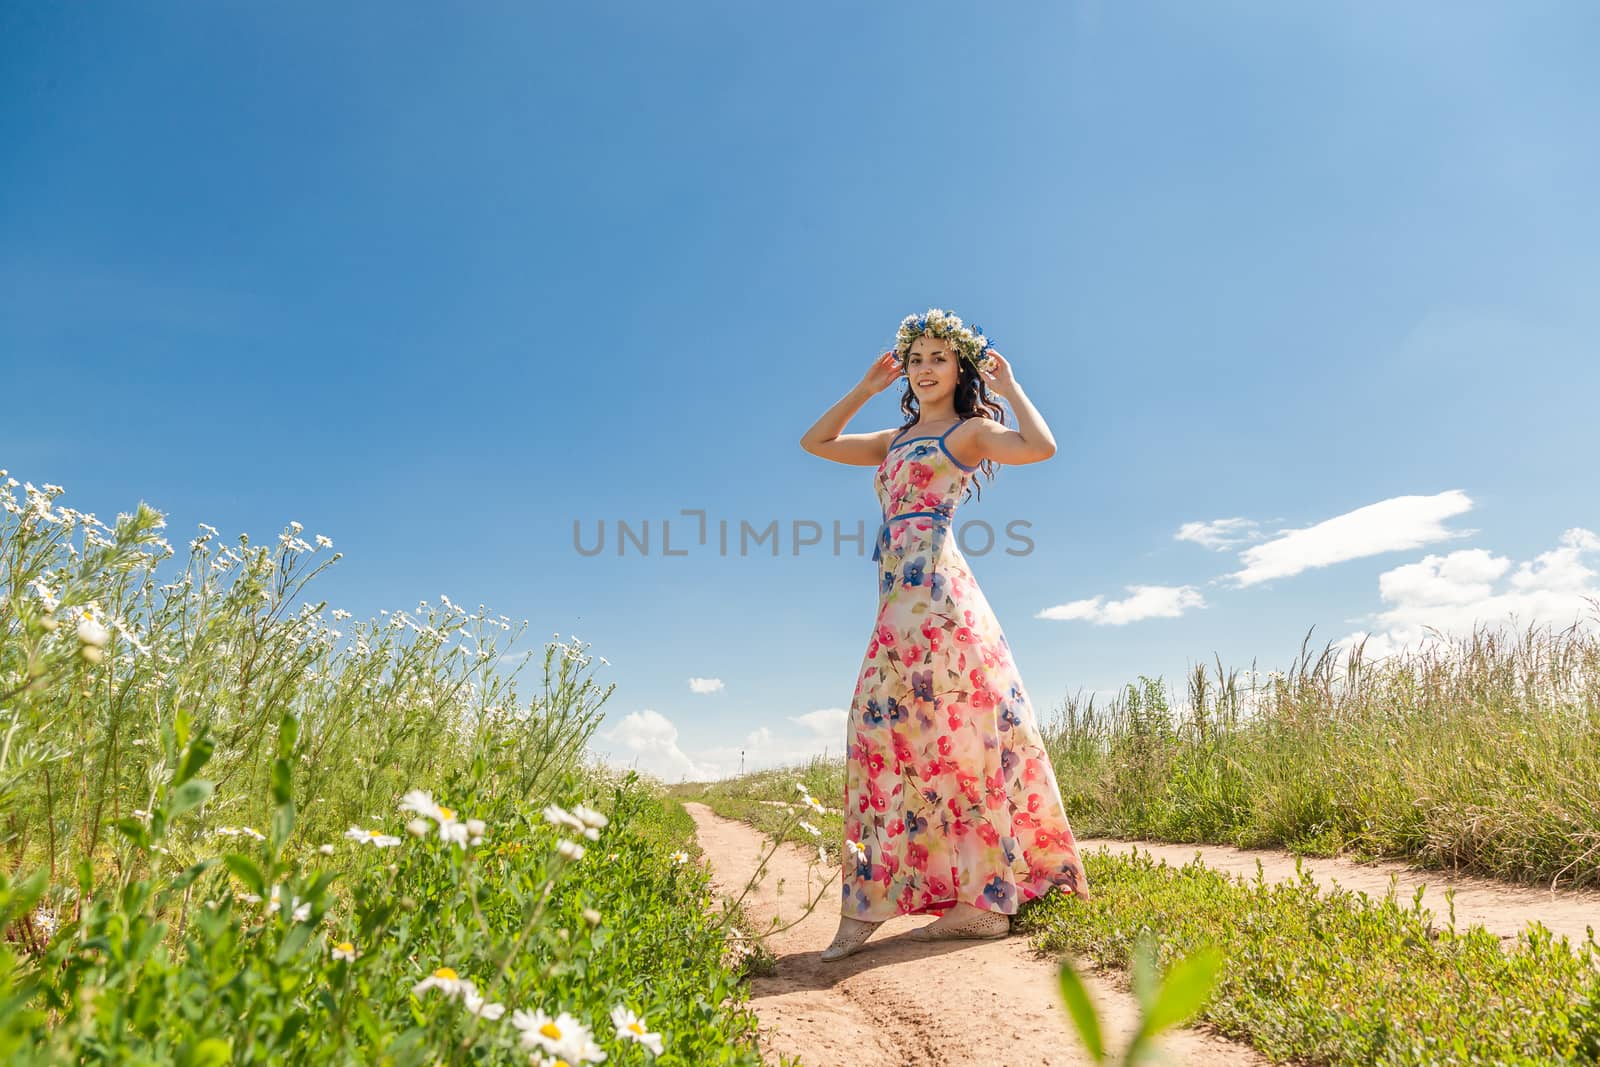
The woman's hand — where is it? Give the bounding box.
[856,350,903,397]
[978,348,1019,399]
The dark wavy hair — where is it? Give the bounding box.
[895,353,1007,504]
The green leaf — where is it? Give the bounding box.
[277,712,299,761]
[276,921,313,964]
[164,858,219,897]
[1131,930,1159,1012]
[270,759,292,806]
[174,735,214,786]
[223,855,266,897]
[1141,947,1223,1037]
[271,799,296,848]
[177,1037,232,1067]
[1056,958,1106,1063]
[168,779,214,821]
[112,818,148,848]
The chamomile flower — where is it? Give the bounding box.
[412,966,474,999]
[344,826,402,847]
[512,1009,606,1063]
[215,825,267,841]
[610,1005,664,1055]
[802,795,826,816]
[331,941,358,962]
[75,608,110,649]
[543,804,587,834]
[798,821,821,837]
[398,789,472,847]
[669,850,689,865]
[846,839,868,862]
[462,990,506,1020]
[572,803,609,830]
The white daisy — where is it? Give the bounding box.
[572,803,609,830]
[412,966,474,999]
[543,804,587,833]
[462,989,506,1020]
[798,821,821,837]
[76,612,110,649]
[669,850,689,865]
[512,1009,606,1063]
[610,1005,664,1055]
[398,789,471,848]
[344,826,401,848]
[331,941,358,962]
[846,839,867,862]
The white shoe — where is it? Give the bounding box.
[820,917,884,962]
[908,907,1010,942]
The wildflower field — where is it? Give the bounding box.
[0,473,784,1066]
[7,465,1600,1066]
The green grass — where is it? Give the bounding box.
[1039,624,1600,888]
[1028,847,1600,1065]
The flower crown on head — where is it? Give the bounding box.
[895,308,999,375]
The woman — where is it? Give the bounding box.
[799,309,1091,962]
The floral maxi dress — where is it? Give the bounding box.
[841,418,1091,921]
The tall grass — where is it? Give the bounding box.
[0,472,772,1064]
[1041,618,1600,886]
[1,476,609,881]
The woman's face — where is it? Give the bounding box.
[904,334,961,404]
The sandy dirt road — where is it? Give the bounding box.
[685,802,1270,1067]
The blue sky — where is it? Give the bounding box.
[4,3,1597,782]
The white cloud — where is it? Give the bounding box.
[1175,517,1261,551]
[592,708,719,783]
[688,677,724,694]
[788,706,848,738]
[1335,528,1600,661]
[1226,491,1475,588]
[1037,584,1206,626]
[590,706,849,783]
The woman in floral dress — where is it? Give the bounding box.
[799,309,1091,962]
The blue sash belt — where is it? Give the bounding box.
[872,509,956,591]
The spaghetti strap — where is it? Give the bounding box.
[937,418,966,440]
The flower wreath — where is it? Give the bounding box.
[895,307,999,375]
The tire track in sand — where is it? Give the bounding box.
[685,802,1268,1067]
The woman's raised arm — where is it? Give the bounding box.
[799,351,903,466]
